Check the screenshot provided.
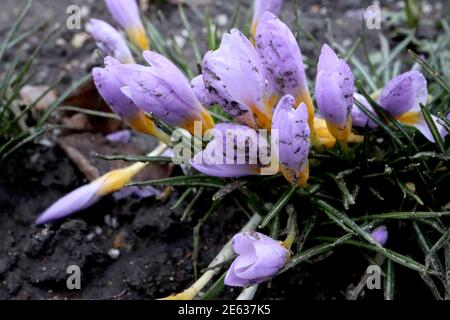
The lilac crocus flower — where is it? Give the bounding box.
[225,231,289,287]
[105,0,149,50]
[202,30,271,129]
[106,129,132,143]
[36,162,146,224]
[251,0,283,37]
[93,56,165,139]
[255,12,315,130]
[123,51,215,134]
[190,123,268,177]
[86,19,134,64]
[371,226,388,246]
[191,75,223,107]
[379,71,448,142]
[272,95,310,187]
[315,44,355,143]
[351,93,378,129]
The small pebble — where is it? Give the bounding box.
[108,248,120,259]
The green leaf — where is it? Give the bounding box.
[409,50,450,93]
[129,175,225,188]
[96,154,172,163]
[419,104,447,154]
[352,211,450,221]
[259,186,297,228]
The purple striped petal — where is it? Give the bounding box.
[86,19,134,64]
[272,95,310,186]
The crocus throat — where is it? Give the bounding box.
[127,27,150,51]
[396,111,421,125]
[249,104,272,130]
[327,118,352,143]
[182,110,215,135]
[281,163,309,188]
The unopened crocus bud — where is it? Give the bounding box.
[251,0,283,37]
[92,57,169,143]
[86,19,134,64]
[123,51,214,134]
[351,93,378,129]
[272,95,310,187]
[36,162,146,224]
[105,0,149,50]
[255,12,315,131]
[190,123,269,177]
[379,71,448,142]
[371,226,388,246]
[315,44,355,143]
[225,231,289,287]
[202,30,271,129]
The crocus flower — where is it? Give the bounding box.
[123,51,215,134]
[92,56,169,143]
[36,162,146,224]
[379,71,448,142]
[351,93,378,129]
[255,12,315,131]
[106,129,132,143]
[225,231,289,287]
[86,19,134,64]
[371,225,388,246]
[191,75,224,107]
[105,0,149,50]
[251,0,283,37]
[190,123,269,177]
[315,44,355,143]
[272,95,310,187]
[202,30,272,129]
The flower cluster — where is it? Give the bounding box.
[36,0,448,291]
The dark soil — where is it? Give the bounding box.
[0,0,448,300]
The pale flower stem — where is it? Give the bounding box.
[236,285,259,300]
[162,214,262,300]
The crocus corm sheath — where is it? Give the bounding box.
[315,44,355,143]
[272,95,310,187]
[86,19,134,64]
[105,0,150,50]
[202,30,272,130]
[379,71,448,143]
[123,51,215,134]
[225,231,289,287]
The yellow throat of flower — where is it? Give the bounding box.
[127,27,150,51]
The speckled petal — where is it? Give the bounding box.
[252,0,283,33]
[379,71,428,116]
[272,95,310,186]
[86,19,134,64]
[351,93,378,129]
[255,12,308,98]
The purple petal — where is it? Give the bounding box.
[224,259,254,287]
[190,123,264,177]
[92,57,145,121]
[252,0,283,29]
[351,93,378,129]
[412,113,449,143]
[315,44,354,128]
[86,19,134,64]
[272,95,310,186]
[36,179,103,225]
[113,185,160,200]
[371,226,388,246]
[106,129,132,143]
[202,30,267,127]
[255,12,308,98]
[105,0,143,31]
[379,71,428,116]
